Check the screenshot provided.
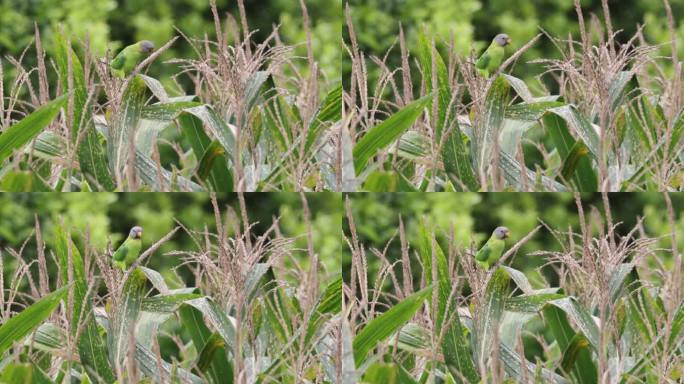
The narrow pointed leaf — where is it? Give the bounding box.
[474,267,510,369]
[0,285,69,356]
[0,95,67,164]
[353,96,431,175]
[54,33,114,191]
[353,286,432,365]
[54,226,115,383]
[108,268,146,372]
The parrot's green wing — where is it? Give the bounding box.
[475,243,491,262]
[112,237,141,270]
[112,242,129,270]
[475,42,505,78]
[475,243,492,269]
[110,53,126,71]
[475,51,491,73]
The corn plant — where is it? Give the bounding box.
[0,1,341,192]
[342,0,684,192]
[342,194,683,383]
[0,195,340,382]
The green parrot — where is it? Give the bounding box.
[110,40,155,78]
[112,226,143,270]
[475,34,512,78]
[475,226,510,270]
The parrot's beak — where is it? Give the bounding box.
[506,37,512,46]
[503,230,510,239]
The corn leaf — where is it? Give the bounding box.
[474,267,510,369]
[0,95,67,165]
[353,286,432,365]
[53,33,114,191]
[0,285,69,356]
[54,226,115,383]
[108,268,146,373]
[353,96,431,175]
[179,304,233,384]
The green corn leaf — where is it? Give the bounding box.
[504,293,565,313]
[245,71,271,114]
[362,170,417,192]
[505,101,565,121]
[415,219,478,383]
[546,105,600,158]
[30,323,67,353]
[607,263,635,305]
[668,109,684,158]
[560,333,593,377]
[317,276,343,315]
[32,131,66,159]
[134,149,203,191]
[363,362,419,384]
[54,226,115,383]
[0,171,51,191]
[196,333,227,374]
[182,105,236,161]
[353,96,431,175]
[141,101,202,121]
[501,74,534,102]
[108,268,146,373]
[443,111,479,191]
[542,303,597,384]
[306,84,342,154]
[195,140,231,190]
[475,75,509,174]
[109,76,147,180]
[0,363,53,384]
[353,286,432,365]
[135,342,203,384]
[547,297,600,349]
[608,71,637,116]
[499,343,568,384]
[178,305,233,384]
[53,33,114,191]
[543,112,597,191]
[140,293,203,313]
[500,266,533,294]
[0,285,69,356]
[474,267,510,370]
[177,113,233,191]
[560,140,594,189]
[499,151,568,191]
[0,95,67,165]
[183,298,236,353]
[305,276,342,347]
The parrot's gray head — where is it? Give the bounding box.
[493,34,512,47]
[140,40,155,54]
[493,226,510,240]
[129,226,143,239]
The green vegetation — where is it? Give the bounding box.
[0,1,341,191]
[343,193,684,383]
[343,0,684,191]
[0,193,342,383]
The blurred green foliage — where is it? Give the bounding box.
[0,0,339,85]
[344,0,684,88]
[0,192,342,285]
[343,193,684,287]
